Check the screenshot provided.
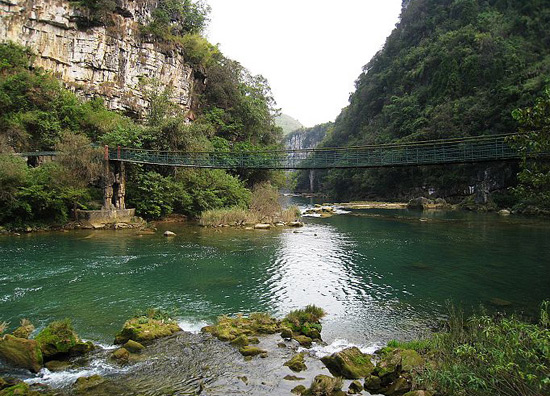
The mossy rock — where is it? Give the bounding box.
[229,334,249,347]
[12,324,34,340]
[73,375,106,393]
[123,340,145,353]
[0,383,32,396]
[280,327,293,339]
[111,348,130,363]
[403,391,433,396]
[320,347,374,379]
[0,335,43,373]
[0,378,8,390]
[284,353,307,372]
[239,346,266,357]
[292,335,313,348]
[348,380,363,394]
[45,360,72,372]
[304,375,342,396]
[114,317,181,344]
[385,377,411,396]
[284,375,305,381]
[400,349,424,372]
[202,313,281,342]
[34,320,79,359]
[248,337,260,344]
[69,341,95,357]
[291,385,307,395]
[375,348,402,382]
[364,375,382,392]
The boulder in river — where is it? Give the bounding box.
[292,335,313,348]
[304,375,343,395]
[123,339,145,353]
[239,346,267,357]
[254,223,271,230]
[114,313,181,344]
[321,347,374,379]
[34,319,80,360]
[12,319,34,339]
[163,231,176,237]
[407,197,433,211]
[284,353,307,372]
[111,348,130,363]
[0,334,43,373]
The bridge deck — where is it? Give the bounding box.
[108,134,523,170]
[17,134,541,170]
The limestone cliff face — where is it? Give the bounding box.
[0,0,197,118]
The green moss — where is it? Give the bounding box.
[239,346,266,357]
[321,347,374,379]
[114,315,181,345]
[0,383,30,396]
[0,335,43,373]
[284,353,307,372]
[34,319,79,359]
[202,313,281,342]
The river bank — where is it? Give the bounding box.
[1,303,548,396]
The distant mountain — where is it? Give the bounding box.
[275,114,304,135]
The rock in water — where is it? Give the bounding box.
[34,319,80,359]
[114,317,181,344]
[306,375,343,395]
[0,334,43,373]
[238,346,267,357]
[284,353,307,372]
[321,346,374,379]
[348,380,364,394]
[407,197,433,211]
[123,339,145,353]
[164,231,176,237]
[254,223,271,230]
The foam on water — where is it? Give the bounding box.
[306,338,382,358]
[177,318,209,334]
[25,359,128,388]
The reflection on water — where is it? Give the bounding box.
[1,205,550,347]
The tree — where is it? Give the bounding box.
[510,89,550,207]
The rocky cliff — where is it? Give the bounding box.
[0,0,197,118]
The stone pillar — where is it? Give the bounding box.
[309,170,315,193]
[103,159,114,210]
[114,162,126,210]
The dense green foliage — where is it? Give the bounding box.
[0,14,282,227]
[310,0,550,201]
[390,302,550,396]
[509,90,550,208]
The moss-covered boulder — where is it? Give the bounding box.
[239,346,266,357]
[73,375,106,393]
[202,313,281,342]
[284,375,305,381]
[348,380,363,394]
[303,375,343,396]
[284,353,307,372]
[403,391,433,396]
[114,317,181,345]
[282,305,325,341]
[45,360,73,372]
[281,327,293,339]
[123,340,144,353]
[0,335,43,373]
[111,348,130,363]
[68,341,95,357]
[292,335,313,348]
[364,375,382,392]
[34,319,79,360]
[291,385,307,395]
[385,376,411,396]
[321,347,374,379]
[0,382,32,396]
[375,348,424,386]
[229,334,249,347]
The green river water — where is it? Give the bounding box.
[1,201,549,349]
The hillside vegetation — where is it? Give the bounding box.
[0,0,284,228]
[308,0,550,204]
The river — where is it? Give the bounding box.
[2,199,549,349]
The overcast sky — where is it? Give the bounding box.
[205,0,402,127]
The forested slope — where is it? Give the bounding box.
[311,0,550,202]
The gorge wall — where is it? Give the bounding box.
[0,0,196,118]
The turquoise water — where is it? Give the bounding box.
[1,205,549,346]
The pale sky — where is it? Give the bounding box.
[206,0,402,127]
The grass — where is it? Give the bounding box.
[283,305,326,330]
[396,301,550,396]
[199,206,259,227]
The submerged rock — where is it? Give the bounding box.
[292,335,313,348]
[111,348,130,363]
[284,353,307,372]
[291,385,307,395]
[74,375,106,392]
[201,313,281,342]
[284,375,305,381]
[229,334,250,347]
[0,334,43,373]
[114,316,181,345]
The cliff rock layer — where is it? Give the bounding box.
[0,0,195,118]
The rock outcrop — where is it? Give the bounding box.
[0,0,198,119]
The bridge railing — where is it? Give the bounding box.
[108,134,522,169]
